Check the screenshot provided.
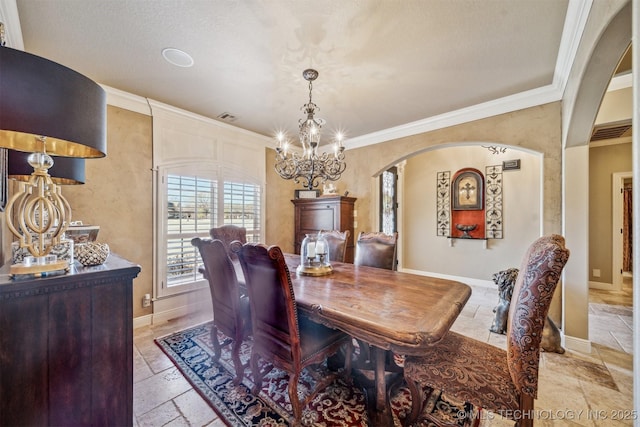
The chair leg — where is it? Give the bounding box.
[250,352,263,395]
[403,376,424,427]
[517,395,534,427]
[211,325,222,362]
[231,338,244,385]
[288,372,302,426]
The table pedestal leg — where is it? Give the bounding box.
[375,347,387,412]
[352,344,403,427]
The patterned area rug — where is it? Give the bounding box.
[155,322,477,426]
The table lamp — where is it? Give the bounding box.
[0,33,106,276]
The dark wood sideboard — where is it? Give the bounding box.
[0,254,141,426]
[292,196,357,263]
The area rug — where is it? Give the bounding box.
[155,322,477,426]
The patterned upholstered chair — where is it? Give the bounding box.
[191,238,252,384]
[353,231,398,270]
[403,234,570,427]
[321,229,350,263]
[209,224,247,260]
[234,242,353,425]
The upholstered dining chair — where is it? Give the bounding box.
[321,229,350,262]
[354,231,398,270]
[402,234,570,427]
[234,242,353,426]
[209,224,247,259]
[191,238,252,384]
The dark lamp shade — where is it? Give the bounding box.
[8,149,85,185]
[0,46,106,158]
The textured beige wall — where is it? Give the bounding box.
[403,146,541,281]
[347,102,561,236]
[264,102,563,324]
[64,106,153,318]
[265,102,562,259]
[589,142,632,284]
[264,147,298,251]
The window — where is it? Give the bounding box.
[158,165,262,297]
[166,174,217,287]
[223,181,261,242]
[380,166,398,235]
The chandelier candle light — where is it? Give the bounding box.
[275,69,346,190]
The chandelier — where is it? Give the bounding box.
[275,69,346,190]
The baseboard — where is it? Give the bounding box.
[151,302,210,324]
[131,288,215,328]
[588,280,618,291]
[133,314,153,329]
[400,268,494,288]
[563,334,591,353]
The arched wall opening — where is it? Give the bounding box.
[561,0,631,352]
[376,142,544,285]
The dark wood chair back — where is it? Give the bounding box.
[236,243,298,363]
[234,242,352,424]
[210,224,247,259]
[354,231,398,270]
[191,237,251,384]
[322,229,350,263]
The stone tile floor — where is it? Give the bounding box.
[133,280,634,426]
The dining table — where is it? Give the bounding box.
[283,254,472,426]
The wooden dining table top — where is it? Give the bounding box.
[283,254,472,356]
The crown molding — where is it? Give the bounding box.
[101,84,152,116]
[347,84,562,150]
[347,0,592,151]
[553,0,594,92]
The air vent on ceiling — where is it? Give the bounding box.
[591,122,632,142]
[217,112,237,122]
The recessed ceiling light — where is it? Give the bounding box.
[161,48,194,68]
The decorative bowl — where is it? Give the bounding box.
[75,242,110,266]
[455,223,477,238]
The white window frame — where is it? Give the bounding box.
[156,162,263,298]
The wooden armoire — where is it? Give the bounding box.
[292,196,357,263]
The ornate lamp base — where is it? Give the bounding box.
[10,257,69,277]
[296,263,333,276]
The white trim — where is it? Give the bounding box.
[101,84,152,116]
[133,314,153,329]
[612,171,632,290]
[151,289,212,325]
[608,72,633,92]
[553,0,594,93]
[0,0,24,50]
[590,136,632,148]
[347,84,563,150]
[400,268,494,289]
[588,280,616,291]
[343,0,591,151]
[563,334,592,354]
[148,99,271,145]
[632,1,639,416]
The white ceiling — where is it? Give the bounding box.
[6,0,586,148]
